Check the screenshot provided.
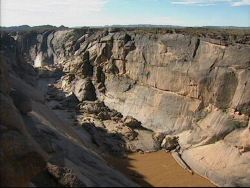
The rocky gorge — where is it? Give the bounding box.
[0,26,250,187]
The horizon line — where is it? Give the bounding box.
[1,24,250,28]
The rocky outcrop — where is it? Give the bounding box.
[1,27,250,186]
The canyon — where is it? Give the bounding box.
[0,26,250,187]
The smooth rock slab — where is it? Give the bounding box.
[182,141,250,187]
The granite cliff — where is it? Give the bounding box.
[0,27,250,187]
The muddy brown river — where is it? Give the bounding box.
[106,151,215,187]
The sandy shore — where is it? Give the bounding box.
[106,151,215,187]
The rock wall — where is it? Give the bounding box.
[1,27,250,186]
[0,33,46,186]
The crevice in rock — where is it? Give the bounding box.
[192,38,200,58]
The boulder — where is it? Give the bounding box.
[122,126,138,141]
[61,93,79,109]
[73,78,96,101]
[123,116,142,129]
[152,132,167,148]
[79,101,107,115]
[161,135,179,151]
[97,111,111,120]
[238,125,250,153]
[47,163,86,187]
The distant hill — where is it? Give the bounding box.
[0,25,68,33]
[1,24,249,33]
[105,24,184,28]
[201,26,250,30]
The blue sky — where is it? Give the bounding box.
[1,0,250,27]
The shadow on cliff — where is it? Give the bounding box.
[36,68,153,187]
[105,154,153,187]
[81,124,153,187]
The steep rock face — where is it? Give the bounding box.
[0,40,46,186]
[2,28,250,186]
[0,32,137,187]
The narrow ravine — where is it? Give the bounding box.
[1,27,249,187]
[38,67,215,187]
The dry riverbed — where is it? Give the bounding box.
[106,151,215,187]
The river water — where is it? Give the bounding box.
[106,151,215,187]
